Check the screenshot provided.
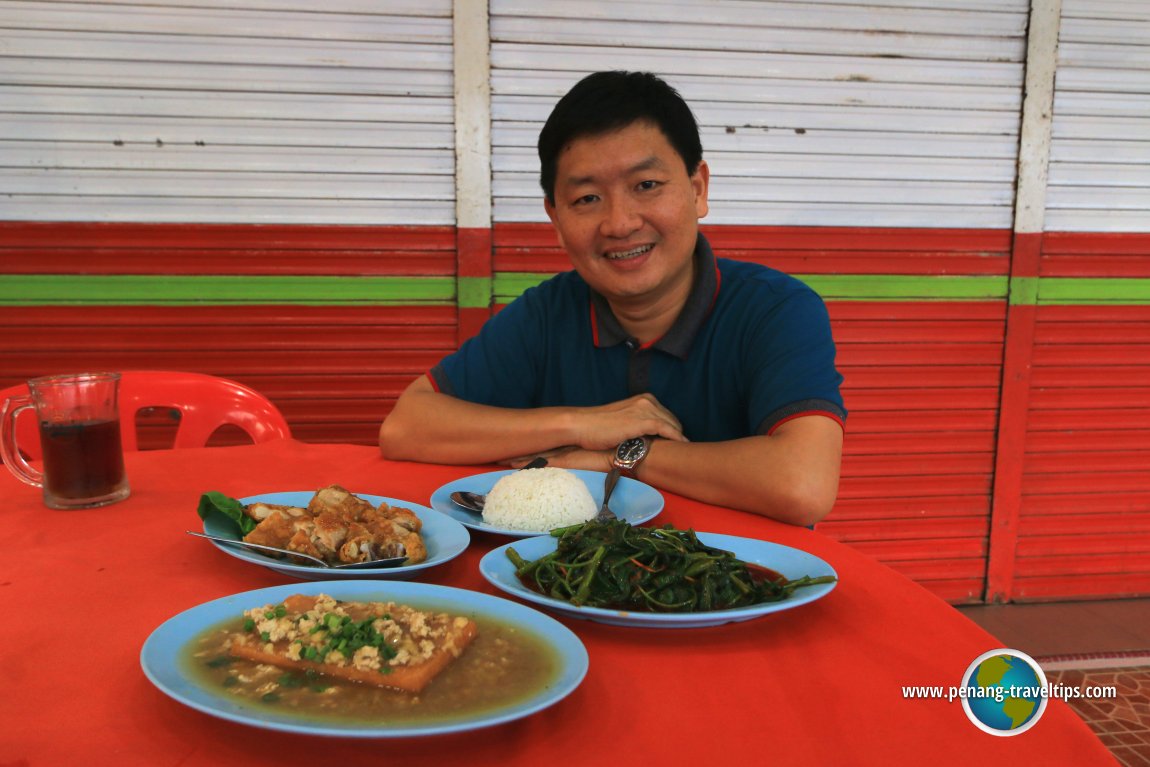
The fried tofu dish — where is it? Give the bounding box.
[229,593,478,693]
[242,485,427,565]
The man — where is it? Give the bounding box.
[380,71,845,526]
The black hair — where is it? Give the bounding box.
[537,71,703,204]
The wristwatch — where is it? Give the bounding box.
[612,436,651,478]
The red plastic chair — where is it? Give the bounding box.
[1,371,291,460]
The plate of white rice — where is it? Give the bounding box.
[429,468,664,537]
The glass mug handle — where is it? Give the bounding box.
[0,395,44,488]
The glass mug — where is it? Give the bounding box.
[1,372,131,509]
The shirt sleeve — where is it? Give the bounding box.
[429,286,547,408]
[745,284,847,435]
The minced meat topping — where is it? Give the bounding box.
[235,594,471,674]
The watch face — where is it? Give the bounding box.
[616,437,647,464]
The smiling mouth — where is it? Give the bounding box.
[604,244,653,261]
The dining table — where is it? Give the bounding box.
[1,439,1116,766]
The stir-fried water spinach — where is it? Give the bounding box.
[506,521,836,612]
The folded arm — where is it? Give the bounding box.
[378,375,687,465]
[519,415,844,527]
[382,376,843,527]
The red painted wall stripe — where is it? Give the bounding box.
[1041,231,1150,277]
[0,221,457,276]
[456,226,494,342]
[493,222,1013,275]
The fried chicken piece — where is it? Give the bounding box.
[366,502,422,533]
[243,508,325,562]
[308,485,372,518]
[284,527,322,559]
[337,521,377,563]
[239,486,426,566]
[311,509,350,558]
[361,512,426,563]
[244,508,308,549]
[245,502,306,523]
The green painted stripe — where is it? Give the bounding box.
[497,272,1150,305]
[0,275,455,305]
[457,276,493,309]
[1008,276,1040,306]
[4,273,1150,307]
[1038,277,1150,305]
[495,272,1010,302]
[798,275,1009,301]
[492,272,553,300]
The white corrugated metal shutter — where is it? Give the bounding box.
[1,0,456,224]
[1046,0,1150,232]
[490,0,1028,229]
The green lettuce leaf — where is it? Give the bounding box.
[196,491,256,535]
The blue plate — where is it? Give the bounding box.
[480,532,838,628]
[429,469,663,537]
[140,580,589,738]
[202,491,470,581]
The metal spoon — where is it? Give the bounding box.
[186,531,408,569]
[450,456,548,514]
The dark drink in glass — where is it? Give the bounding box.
[39,418,128,502]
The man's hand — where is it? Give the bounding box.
[569,393,687,450]
[501,391,686,471]
[502,446,613,472]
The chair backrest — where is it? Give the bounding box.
[1,371,291,460]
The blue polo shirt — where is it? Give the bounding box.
[430,234,845,440]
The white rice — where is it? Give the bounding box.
[482,467,597,532]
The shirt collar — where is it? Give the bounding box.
[589,233,719,359]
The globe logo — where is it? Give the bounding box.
[961,649,1049,736]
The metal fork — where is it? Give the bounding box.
[596,468,620,521]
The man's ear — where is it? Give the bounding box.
[692,160,710,220]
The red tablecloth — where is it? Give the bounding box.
[1,440,1116,765]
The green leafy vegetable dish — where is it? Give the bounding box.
[506,521,836,613]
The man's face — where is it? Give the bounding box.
[544,120,709,311]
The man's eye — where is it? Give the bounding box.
[637,180,661,191]
[573,194,599,206]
